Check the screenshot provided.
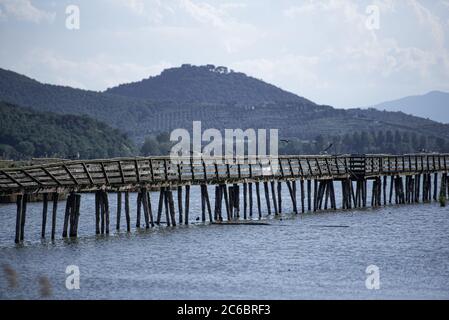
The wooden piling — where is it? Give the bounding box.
[62,193,73,238]
[203,185,213,222]
[125,191,130,232]
[177,186,183,224]
[248,182,253,217]
[95,191,100,234]
[167,190,176,226]
[277,181,282,214]
[41,193,48,238]
[307,179,312,211]
[141,189,150,229]
[300,180,305,213]
[136,191,141,228]
[14,195,23,243]
[255,182,262,218]
[185,185,190,225]
[20,194,27,241]
[163,189,170,226]
[157,188,164,225]
[116,192,122,230]
[243,183,247,219]
[104,191,110,234]
[270,181,279,215]
[51,193,58,240]
[263,181,271,215]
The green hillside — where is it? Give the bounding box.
[0,102,136,160]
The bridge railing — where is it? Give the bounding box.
[1,154,449,194]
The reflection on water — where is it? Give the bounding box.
[0,184,448,299]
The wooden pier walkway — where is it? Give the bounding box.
[1,154,448,243]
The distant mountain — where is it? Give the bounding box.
[1,65,449,155]
[368,91,449,124]
[105,64,312,105]
[0,102,136,160]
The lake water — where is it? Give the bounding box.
[0,183,448,300]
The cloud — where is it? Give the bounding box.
[110,0,175,24]
[0,0,55,23]
[18,49,172,90]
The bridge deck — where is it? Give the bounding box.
[1,154,448,196]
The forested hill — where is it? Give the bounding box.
[0,67,157,139]
[105,64,312,105]
[1,66,449,154]
[0,102,136,160]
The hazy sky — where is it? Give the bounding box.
[1,0,449,107]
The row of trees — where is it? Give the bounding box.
[139,130,449,157]
[279,130,449,155]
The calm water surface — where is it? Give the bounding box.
[0,184,448,299]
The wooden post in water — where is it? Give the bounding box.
[167,190,176,226]
[69,194,81,238]
[14,194,23,243]
[277,181,282,214]
[433,172,438,201]
[300,180,305,213]
[20,194,27,242]
[164,189,170,226]
[104,191,110,234]
[100,192,105,234]
[233,184,240,218]
[286,181,297,214]
[203,185,213,222]
[136,191,141,228]
[248,182,253,217]
[243,183,247,219]
[177,186,183,224]
[201,185,206,222]
[222,184,230,221]
[51,193,59,240]
[41,193,48,238]
[63,193,73,238]
[125,191,130,232]
[270,181,278,215]
[116,192,122,230]
[185,185,190,225]
[95,191,100,234]
[263,181,271,215]
[157,187,164,225]
[141,188,150,229]
[147,191,154,227]
[255,182,262,218]
[307,180,312,211]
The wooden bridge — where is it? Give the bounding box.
[1,153,448,243]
